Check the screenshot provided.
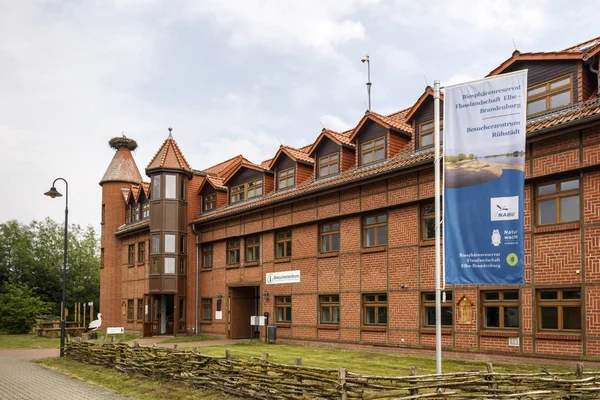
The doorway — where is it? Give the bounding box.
[228,286,260,339]
[147,294,174,336]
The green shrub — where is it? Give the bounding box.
[0,282,50,334]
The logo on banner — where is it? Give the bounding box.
[491,230,502,247]
[491,196,519,221]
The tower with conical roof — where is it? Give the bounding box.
[99,135,142,331]
[145,128,192,335]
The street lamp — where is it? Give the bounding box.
[44,178,68,358]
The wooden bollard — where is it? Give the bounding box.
[226,349,231,361]
[295,358,303,395]
[134,340,139,348]
[338,368,347,400]
[174,344,178,350]
[111,335,115,344]
[409,366,418,396]
[486,363,498,390]
[576,363,584,379]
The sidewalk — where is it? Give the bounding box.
[0,352,128,400]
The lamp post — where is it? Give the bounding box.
[44,178,68,358]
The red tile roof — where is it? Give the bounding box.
[100,147,143,186]
[348,108,413,141]
[527,98,600,134]
[203,155,246,175]
[306,128,355,156]
[147,135,192,172]
[563,36,600,53]
[266,145,314,169]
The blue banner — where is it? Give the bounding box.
[443,71,527,285]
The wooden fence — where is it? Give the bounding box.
[65,338,600,399]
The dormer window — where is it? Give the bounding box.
[231,178,263,204]
[142,203,150,219]
[361,137,385,166]
[125,206,131,224]
[419,119,443,148]
[278,167,295,189]
[152,175,160,199]
[527,75,572,117]
[132,205,140,222]
[204,193,216,211]
[319,153,339,178]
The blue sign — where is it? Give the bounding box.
[443,71,527,285]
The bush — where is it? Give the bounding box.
[0,282,50,334]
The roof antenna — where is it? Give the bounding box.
[275,135,283,146]
[168,127,173,138]
[512,38,518,51]
[361,53,371,111]
[318,119,326,130]
[423,75,429,87]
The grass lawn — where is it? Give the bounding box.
[34,357,234,400]
[0,333,60,349]
[160,335,218,343]
[181,342,576,376]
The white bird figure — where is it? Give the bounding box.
[84,313,103,333]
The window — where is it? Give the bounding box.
[230,184,245,203]
[138,241,145,263]
[319,153,339,178]
[363,214,387,247]
[179,258,186,274]
[422,204,435,240]
[137,298,143,321]
[164,257,175,274]
[151,257,160,274]
[538,289,581,331]
[202,298,212,321]
[165,234,176,253]
[101,204,105,225]
[320,222,340,253]
[128,244,135,264]
[100,248,104,268]
[275,230,292,258]
[276,296,292,323]
[230,178,264,204]
[165,174,177,199]
[132,205,140,222]
[202,245,213,268]
[361,137,385,165]
[536,178,580,226]
[179,236,186,254]
[363,294,387,326]
[527,75,572,116]
[180,177,186,200]
[152,175,161,199]
[482,290,519,329]
[204,193,216,212]
[151,234,160,254]
[422,292,453,327]
[142,203,150,219]
[125,206,131,225]
[127,299,134,320]
[246,235,260,262]
[278,167,295,189]
[320,295,340,325]
[228,238,240,264]
[179,299,185,321]
[419,119,443,148]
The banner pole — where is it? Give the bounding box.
[434,80,442,376]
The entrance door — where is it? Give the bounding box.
[142,295,152,337]
[229,286,258,339]
[165,295,174,335]
[153,296,161,336]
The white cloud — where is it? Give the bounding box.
[181,0,376,56]
[319,114,354,132]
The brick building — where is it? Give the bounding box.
[100,36,600,358]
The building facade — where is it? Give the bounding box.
[100,36,600,358]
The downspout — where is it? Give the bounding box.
[584,54,599,95]
[191,222,199,335]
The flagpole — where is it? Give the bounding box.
[434,80,442,376]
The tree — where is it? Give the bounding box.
[0,281,50,333]
[0,218,100,318]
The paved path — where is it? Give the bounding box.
[0,352,128,400]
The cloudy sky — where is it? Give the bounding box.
[1,0,598,230]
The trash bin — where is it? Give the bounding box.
[267,325,277,344]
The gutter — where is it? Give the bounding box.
[527,112,600,139]
[191,223,200,335]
